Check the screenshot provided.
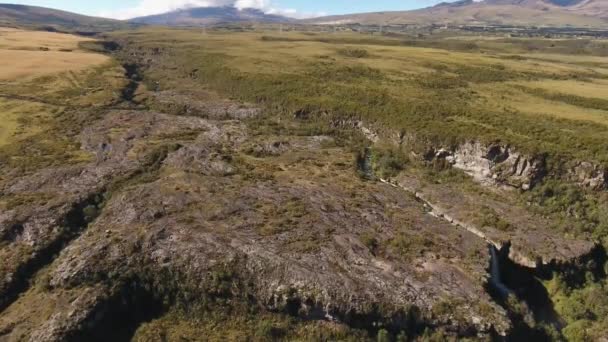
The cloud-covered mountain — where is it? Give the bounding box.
[129,6,293,26]
[100,0,308,20]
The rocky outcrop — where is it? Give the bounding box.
[0,110,213,313]
[428,142,546,191]
[0,92,513,340]
[337,118,549,191]
[344,117,608,194]
[330,118,381,143]
[426,142,608,193]
[570,161,607,190]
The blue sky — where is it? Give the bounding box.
[6,0,451,19]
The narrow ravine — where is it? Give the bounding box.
[377,177,567,338]
[0,193,104,312]
[120,63,142,103]
[65,279,166,342]
[379,178,501,247]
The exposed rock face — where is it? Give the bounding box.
[432,142,546,191]
[571,161,607,190]
[349,120,608,193]
[343,120,551,191]
[368,125,608,194]
[331,119,381,143]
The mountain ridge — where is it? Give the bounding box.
[0,3,133,32]
[1,2,607,30]
[308,0,608,27]
[129,6,294,26]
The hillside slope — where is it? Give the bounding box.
[0,4,133,32]
[130,6,293,26]
[308,0,608,27]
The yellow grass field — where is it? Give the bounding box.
[0,27,109,80]
[0,27,114,147]
[514,79,608,99]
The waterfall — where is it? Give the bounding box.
[357,147,374,179]
[489,245,513,298]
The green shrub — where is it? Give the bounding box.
[395,331,408,342]
[310,63,383,81]
[562,320,591,342]
[389,233,434,260]
[377,329,391,342]
[371,147,409,179]
[518,86,608,111]
[417,73,468,89]
[254,320,285,338]
[360,231,379,254]
[82,204,100,223]
[476,206,512,232]
[338,48,369,58]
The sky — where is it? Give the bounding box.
[5,0,453,19]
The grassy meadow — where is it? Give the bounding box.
[0,27,114,149]
[0,27,125,176]
[0,27,109,80]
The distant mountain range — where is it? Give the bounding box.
[0,4,134,32]
[129,7,293,26]
[308,0,608,27]
[0,0,607,32]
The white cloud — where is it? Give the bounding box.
[98,0,320,20]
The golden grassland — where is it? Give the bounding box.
[0,27,109,80]
[0,49,108,80]
[0,27,93,50]
[0,28,118,148]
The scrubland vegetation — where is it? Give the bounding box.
[106,27,608,340]
[2,24,608,341]
[0,64,124,174]
[113,29,608,164]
